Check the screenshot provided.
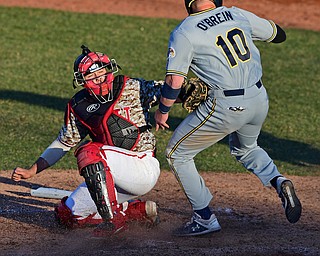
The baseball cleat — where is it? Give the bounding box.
[174,213,221,236]
[145,200,160,227]
[123,200,160,227]
[276,177,302,223]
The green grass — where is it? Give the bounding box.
[0,6,319,176]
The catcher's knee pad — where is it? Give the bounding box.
[80,161,117,221]
[75,141,106,172]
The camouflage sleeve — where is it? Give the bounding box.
[137,79,164,109]
[58,110,88,147]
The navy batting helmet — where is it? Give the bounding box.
[184,0,223,14]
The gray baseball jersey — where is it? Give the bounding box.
[166,6,277,90]
[164,6,283,211]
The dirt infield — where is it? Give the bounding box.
[1,170,320,256]
[1,1,320,256]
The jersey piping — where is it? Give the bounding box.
[266,20,277,42]
[167,99,217,158]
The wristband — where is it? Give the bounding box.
[159,101,171,114]
[35,157,50,173]
[161,82,181,100]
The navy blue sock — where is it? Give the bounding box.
[194,206,212,220]
[270,175,282,190]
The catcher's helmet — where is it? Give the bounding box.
[73,45,119,103]
[184,0,223,14]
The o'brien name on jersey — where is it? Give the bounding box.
[197,11,233,31]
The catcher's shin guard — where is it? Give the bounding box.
[80,161,116,221]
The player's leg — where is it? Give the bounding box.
[55,183,159,228]
[165,99,227,236]
[103,146,160,195]
[54,182,103,228]
[102,146,160,225]
[75,141,126,234]
[55,144,160,229]
[229,88,301,223]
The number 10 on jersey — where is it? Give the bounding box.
[216,28,251,68]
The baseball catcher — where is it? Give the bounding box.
[12,45,164,236]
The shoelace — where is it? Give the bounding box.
[185,215,199,227]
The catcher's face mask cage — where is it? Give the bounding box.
[73,50,119,103]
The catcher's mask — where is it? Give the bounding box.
[73,45,119,103]
[184,0,223,14]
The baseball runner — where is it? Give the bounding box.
[12,45,164,236]
[155,0,302,236]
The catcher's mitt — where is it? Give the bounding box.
[178,78,208,112]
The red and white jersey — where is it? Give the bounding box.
[58,75,163,152]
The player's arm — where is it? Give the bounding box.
[12,138,72,182]
[155,75,185,131]
[160,75,185,110]
[137,78,165,108]
[155,30,192,130]
[270,24,286,43]
[238,8,286,44]
[12,108,84,182]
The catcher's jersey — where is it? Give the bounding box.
[166,6,277,90]
[58,76,163,152]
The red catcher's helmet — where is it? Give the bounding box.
[73,45,119,103]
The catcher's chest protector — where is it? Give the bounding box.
[70,75,141,150]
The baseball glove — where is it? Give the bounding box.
[178,78,208,112]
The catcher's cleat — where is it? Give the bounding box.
[276,177,302,223]
[124,200,160,227]
[54,196,75,228]
[174,213,221,237]
[92,200,159,237]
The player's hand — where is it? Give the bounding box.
[154,109,170,131]
[11,166,37,182]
